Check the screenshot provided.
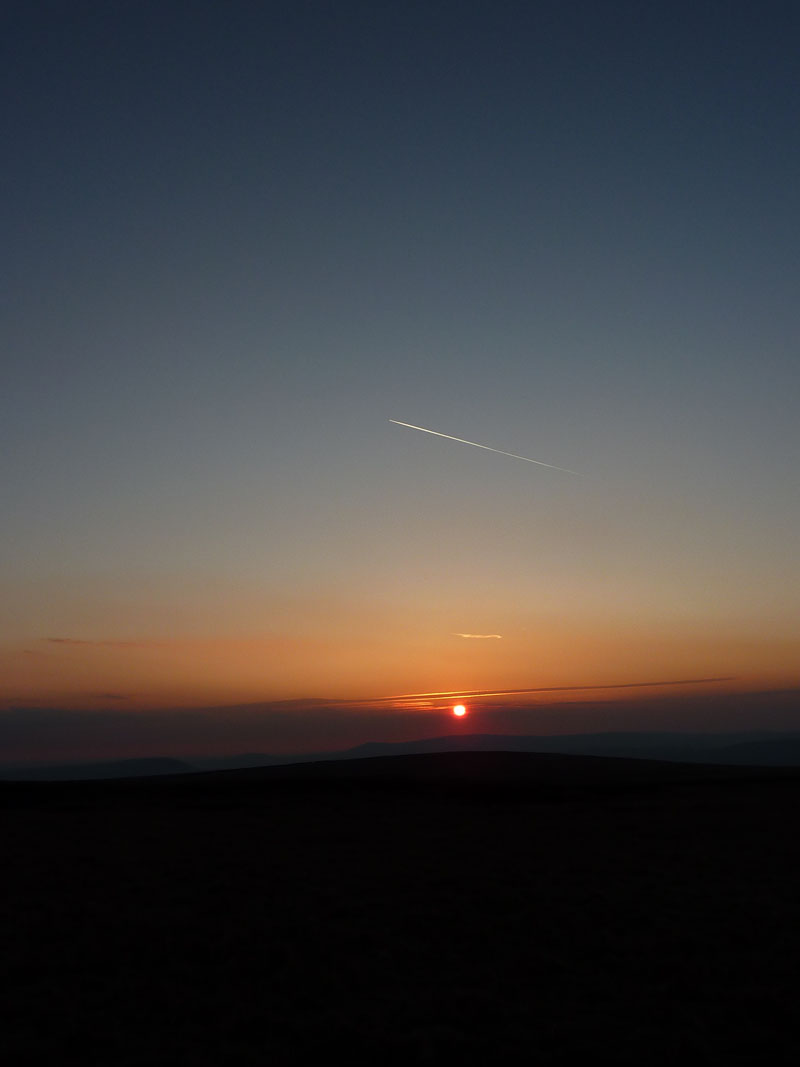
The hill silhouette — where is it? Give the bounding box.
[181,748,800,794]
[0,756,193,781]
[5,728,800,782]
[4,748,800,806]
[4,750,800,1064]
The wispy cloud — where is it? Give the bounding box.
[453,633,503,639]
[380,677,736,703]
[46,638,164,649]
[273,676,739,714]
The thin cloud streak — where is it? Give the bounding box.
[389,419,581,475]
[257,677,737,714]
[453,633,503,639]
[46,638,164,649]
[375,677,736,705]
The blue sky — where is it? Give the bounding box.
[2,2,798,739]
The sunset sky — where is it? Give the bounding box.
[2,2,798,758]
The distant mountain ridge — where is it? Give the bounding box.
[0,757,194,781]
[331,731,800,767]
[4,731,800,780]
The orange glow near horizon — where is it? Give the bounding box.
[1,608,798,714]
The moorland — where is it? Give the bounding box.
[3,751,800,1064]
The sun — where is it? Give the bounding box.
[453,704,467,717]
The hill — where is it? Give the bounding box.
[4,751,800,1063]
[6,746,800,1062]
[0,756,194,781]
[5,728,800,782]
[4,748,800,806]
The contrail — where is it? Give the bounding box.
[324,675,736,709]
[381,677,735,702]
[389,419,581,475]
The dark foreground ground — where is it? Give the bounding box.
[3,751,800,1064]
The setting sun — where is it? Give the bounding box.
[453,704,467,717]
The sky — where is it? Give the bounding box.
[2,1,799,758]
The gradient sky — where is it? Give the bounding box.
[2,2,798,754]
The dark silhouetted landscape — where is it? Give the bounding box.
[4,1,800,1062]
[5,727,800,780]
[4,749,800,1064]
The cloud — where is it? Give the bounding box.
[45,638,164,649]
[382,677,736,702]
[453,633,503,639]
